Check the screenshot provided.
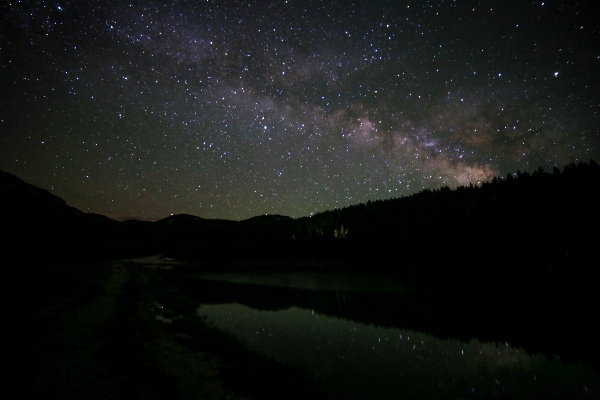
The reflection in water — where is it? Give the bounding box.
[198,303,598,399]
[191,271,411,293]
[182,273,600,399]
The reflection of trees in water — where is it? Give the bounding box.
[176,275,599,371]
[199,303,599,400]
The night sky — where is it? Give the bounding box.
[1,1,599,221]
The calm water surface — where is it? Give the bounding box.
[192,272,599,399]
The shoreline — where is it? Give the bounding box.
[2,258,325,400]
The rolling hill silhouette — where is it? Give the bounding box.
[1,161,598,289]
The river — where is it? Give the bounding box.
[185,272,598,399]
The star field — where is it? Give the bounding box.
[1,1,599,220]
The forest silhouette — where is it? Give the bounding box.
[1,160,598,290]
[2,161,600,375]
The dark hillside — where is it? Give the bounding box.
[2,161,598,284]
[0,171,154,263]
[153,214,238,261]
[156,214,296,263]
[293,161,600,289]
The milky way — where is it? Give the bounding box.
[1,1,599,220]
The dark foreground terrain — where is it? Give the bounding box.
[1,258,325,400]
[4,256,598,399]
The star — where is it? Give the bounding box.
[1,1,598,220]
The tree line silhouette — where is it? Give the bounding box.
[290,160,599,287]
[1,160,598,288]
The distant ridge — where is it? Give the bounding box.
[116,216,162,222]
[0,170,148,262]
[1,171,81,218]
[242,214,293,223]
[1,161,598,274]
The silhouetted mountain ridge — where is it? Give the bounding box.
[1,161,598,286]
[242,214,294,223]
[1,171,83,220]
[1,171,149,262]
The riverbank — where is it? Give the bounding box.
[2,257,325,399]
